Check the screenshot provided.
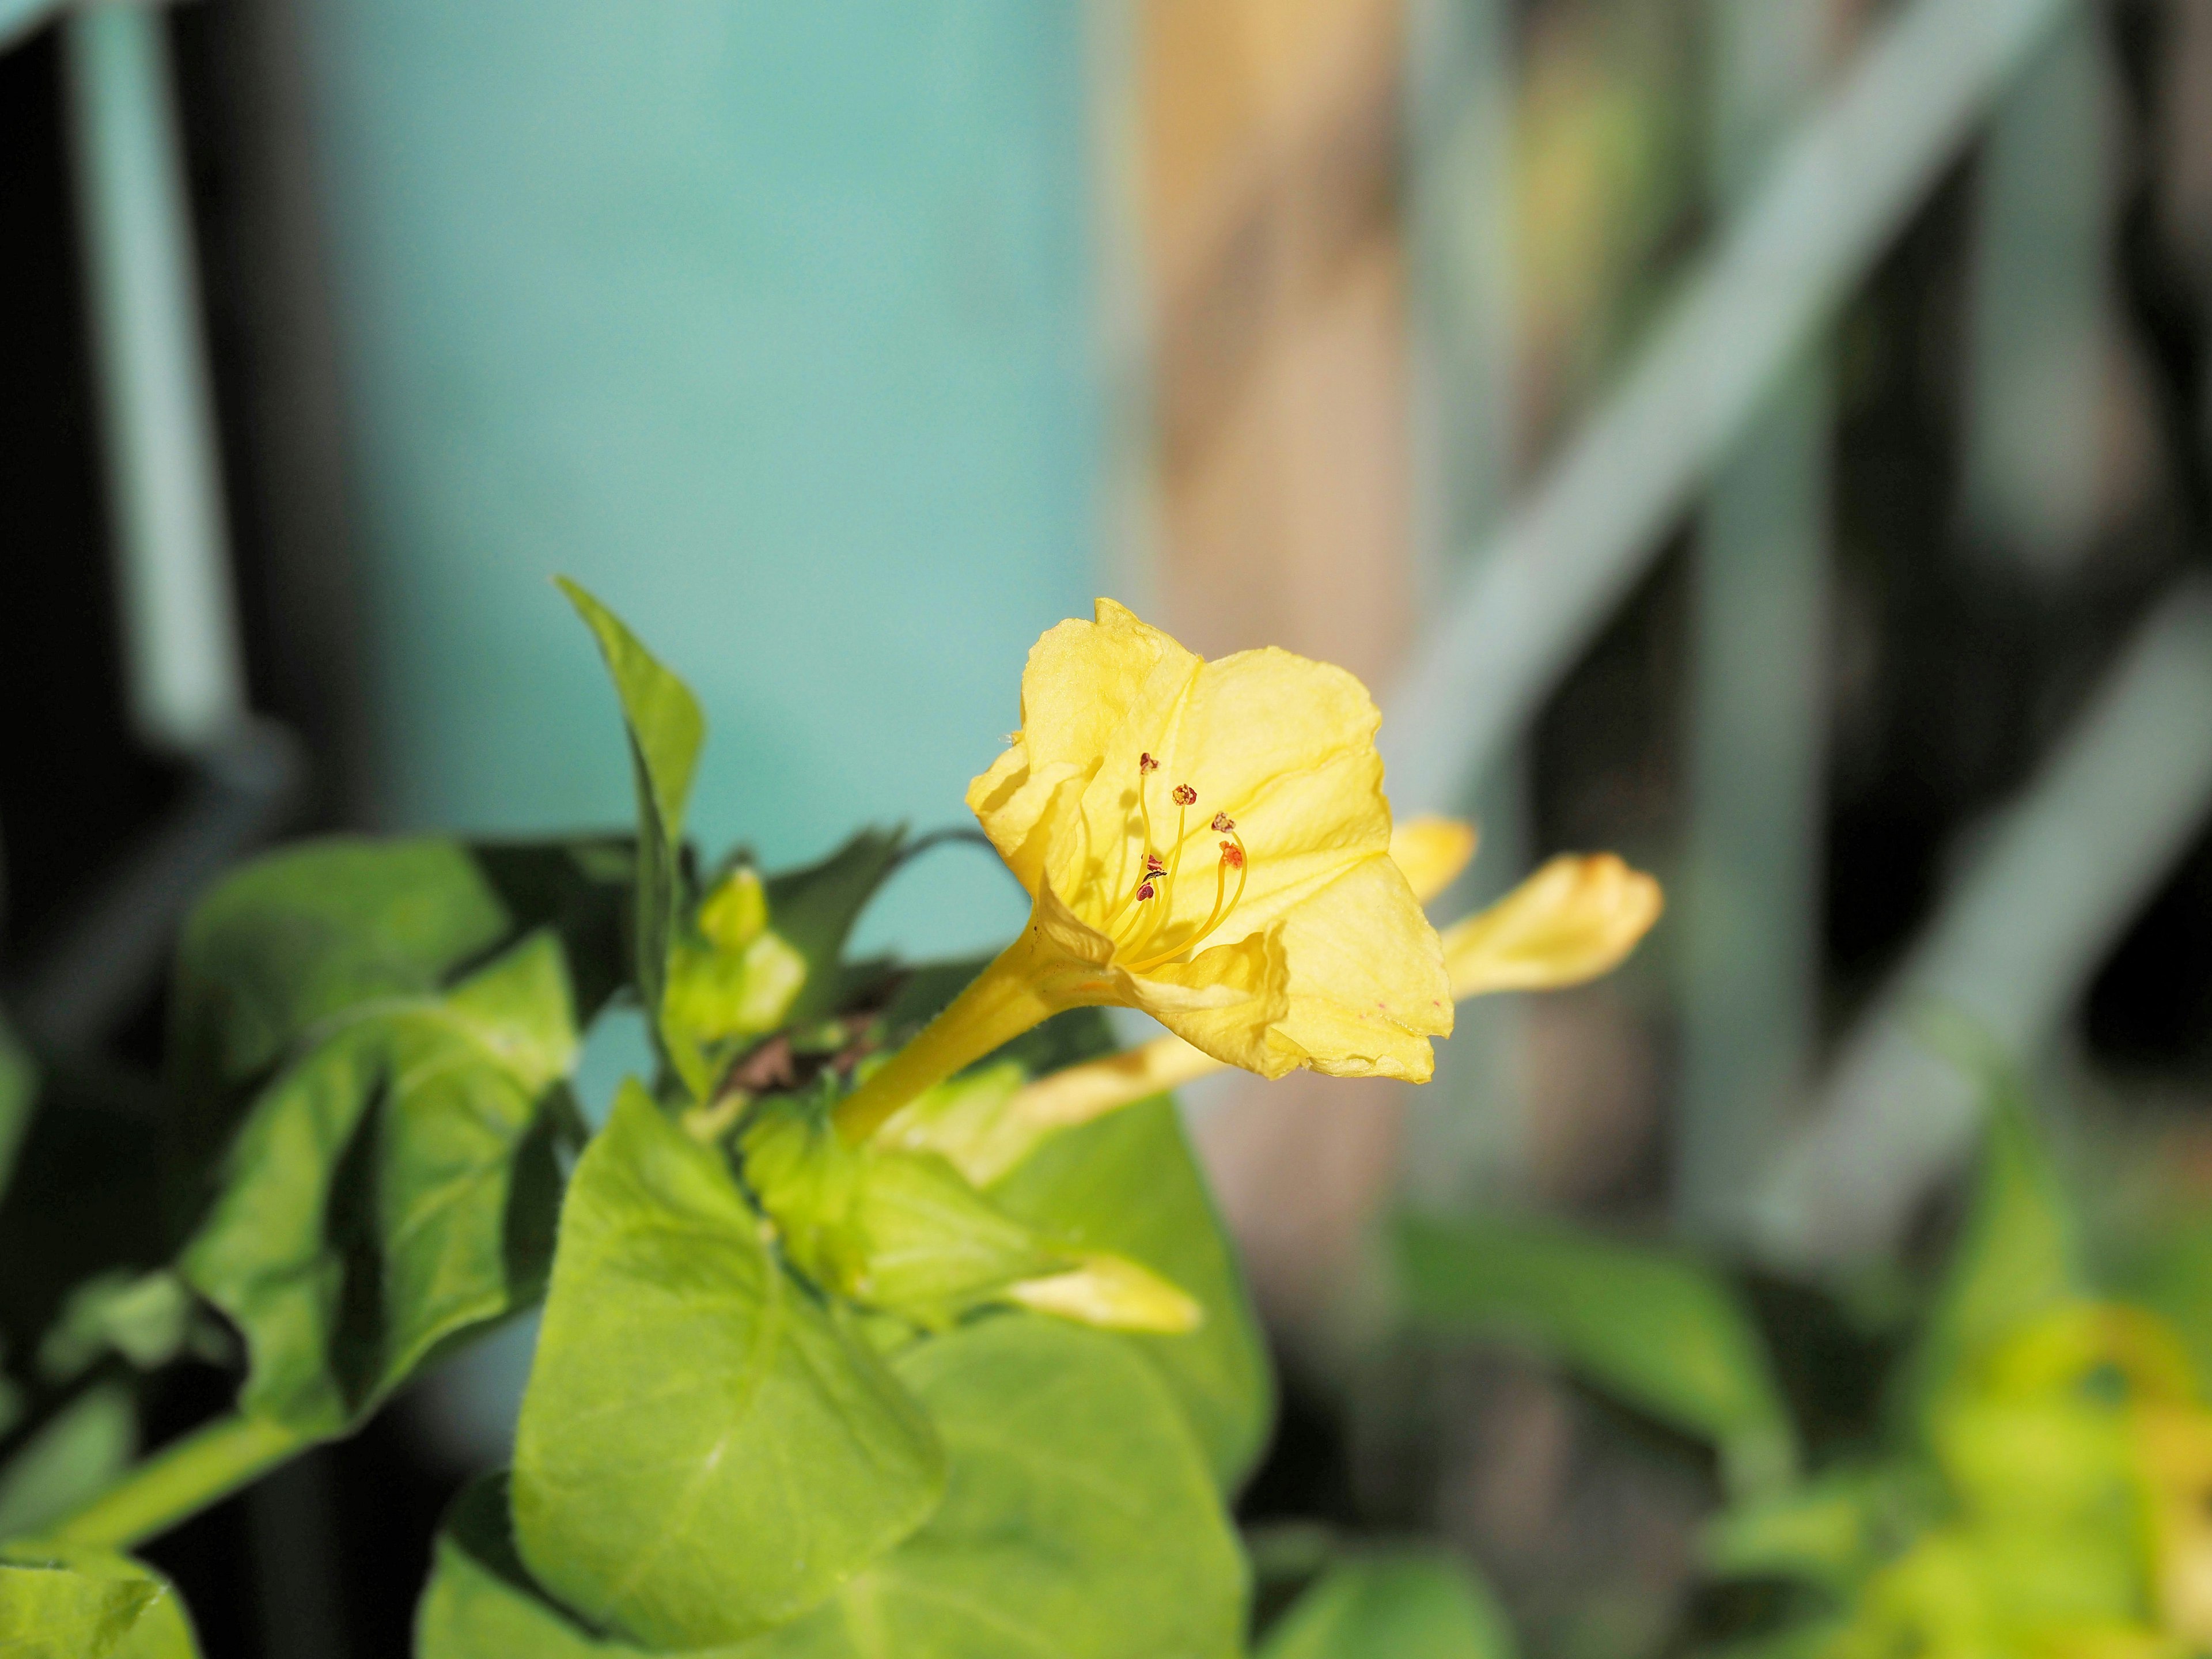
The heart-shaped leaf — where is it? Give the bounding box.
[512,1084,944,1649]
[730,1313,1247,1659]
[180,932,580,1436]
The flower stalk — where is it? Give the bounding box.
[46,1412,301,1551]
[834,931,1086,1143]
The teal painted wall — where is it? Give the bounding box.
[300,0,1100,961]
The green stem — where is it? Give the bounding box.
[46,1413,302,1550]
[834,934,1068,1144]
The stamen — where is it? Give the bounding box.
[1122,789,1192,961]
[1105,853,1168,941]
[1127,824,1249,972]
[1101,757,1163,930]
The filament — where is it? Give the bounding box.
[1127,824,1247,972]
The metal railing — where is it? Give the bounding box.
[14,0,2202,1271]
[1391,0,2212,1266]
[6,1,297,1052]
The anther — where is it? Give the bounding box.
[1219,842,1244,869]
[1172,784,1197,806]
[1210,812,1234,834]
[1144,853,1166,877]
[1135,881,1157,902]
[1138,752,1159,773]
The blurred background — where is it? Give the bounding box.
[6,0,2212,1653]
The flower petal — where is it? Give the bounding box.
[1113,925,1288,1076]
[968,756,1086,896]
[1442,854,1662,997]
[972,601,1202,914]
[1263,853,1453,1082]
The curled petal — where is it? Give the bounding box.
[1442,854,1662,998]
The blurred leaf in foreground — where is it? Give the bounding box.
[1259,1552,1515,1659]
[1396,1213,1796,1496]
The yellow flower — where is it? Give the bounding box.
[834,600,1450,1141]
[874,817,1663,1184]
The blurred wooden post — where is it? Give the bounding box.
[1673,0,1834,1242]
[1135,0,1418,1325]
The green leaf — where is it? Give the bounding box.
[742,1100,1063,1330]
[1396,1214,1796,1495]
[417,1474,661,1658]
[1258,1553,1515,1659]
[730,1313,1247,1659]
[665,866,810,1051]
[512,1083,944,1649]
[37,1272,196,1384]
[0,1385,137,1543]
[0,1547,197,1659]
[1906,1079,2079,1421]
[168,834,627,1183]
[988,1098,1274,1491]
[2112,1218,2212,1386]
[558,579,707,1097]
[1701,1464,1931,1592]
[763,830,907,1025]
[847,1153,1063,1327]
[180,932,579,1436]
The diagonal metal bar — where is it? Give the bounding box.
[1379,0,2073,812]
[1751,579,2212,1268]
[0,0,65,53]
[65,0,247,752]
[1675,0,1834,1241]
